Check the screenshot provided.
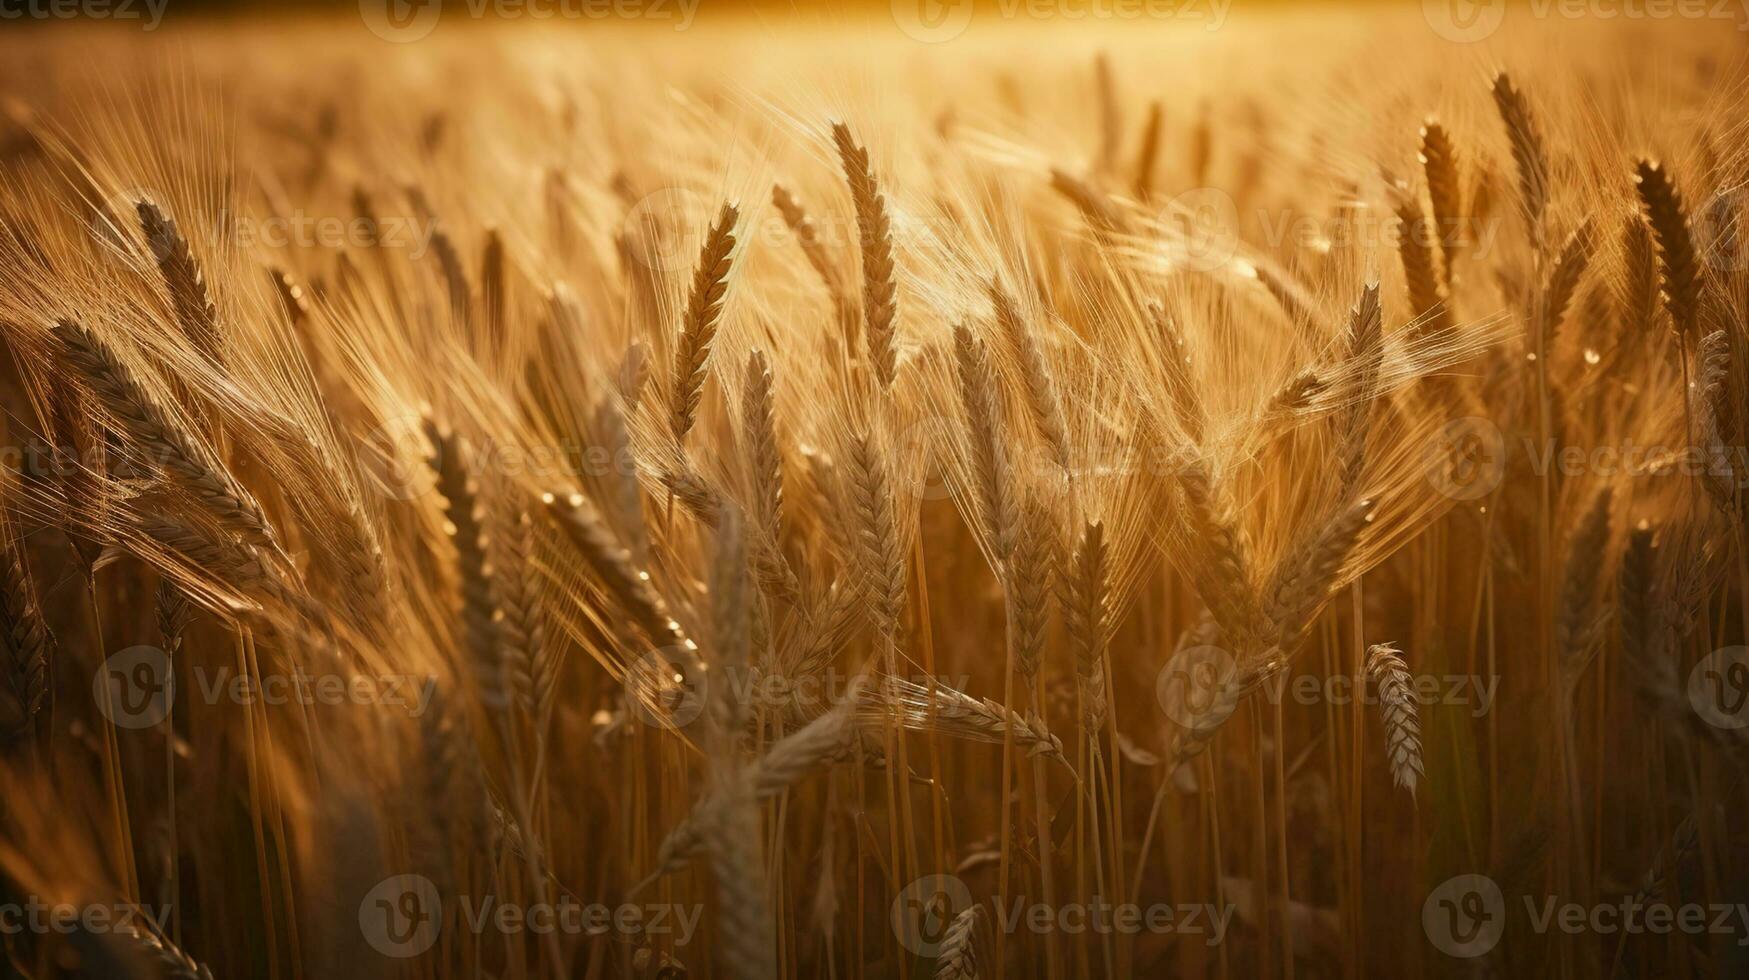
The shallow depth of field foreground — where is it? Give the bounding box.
[0,7,1744,978]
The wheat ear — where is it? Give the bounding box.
[1365,642,1423,798]
[1542,218,1597,351]
[990,280,1071,476]
[1418,119,1464,288]
[669,203,738,441]
[832,122,899,388]
[136,199,221,365]
[1633,159,1702,339]
[1064,520,1110,730]
[1396,193,1448,337]
[0,535,50,741]
[936,904,983,979]
[1133,101,1163,201]
[1009,494,1055,682]
[847,430,907,645]
[53,318,280,554]
[1147,302,1206,443]
[955,323,1018,563]
[742,349,799,602]
[423,418,505,711]
[771,182,847,306]
[1618,213,1661,338]
[543,491,691,654]
[1490,72,1549,237]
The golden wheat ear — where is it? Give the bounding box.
[832,122,898,389]
[669,202,737,443]
[1633,159,1702,340]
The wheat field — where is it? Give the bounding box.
[0,6,1743,978]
